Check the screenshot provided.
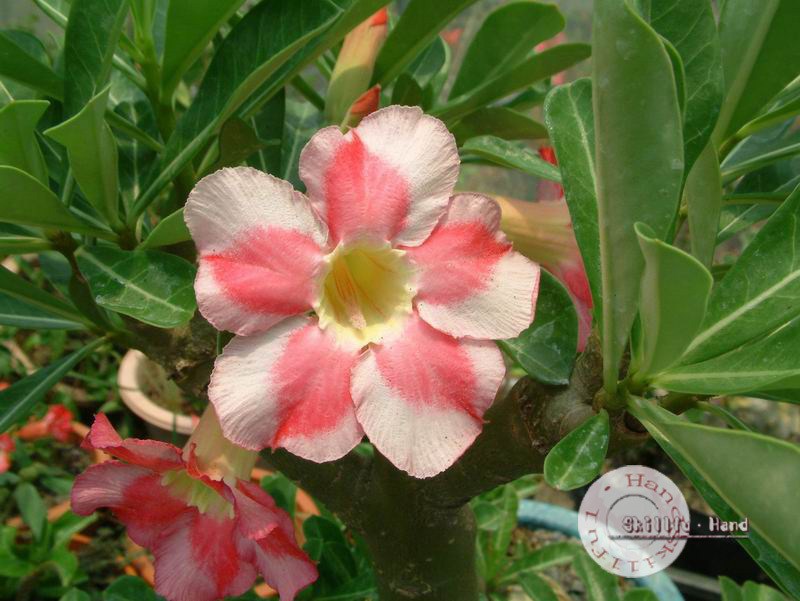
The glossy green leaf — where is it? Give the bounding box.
[544,410,609,491]
[685,142,722,267]
[0,338,104,432]
[372,0,479,86]
[544,79,601,323]
[14,483,47,541]
[391,73,424,107]
[46,87,121,228]
[0,235,52,254]
[682,183,800,363]
[0,265,88,327]
[716,0,800,142]
[0,30,63,99]
[592,0,684,393]
[0,100,49,184]
[201,117,265,176]
[136,0,340,217]
[452,107,547,144]
[630,398,800,574]
[499,271,578,385]
[0,166,114,238]
[60,589,92,601]
[655,315,800,394]
[76,247,196,328]
[103,576,162,601]
[160,0,246,99]
[520,572,558,601]
[721,140,800,185]
[63,0,128,117]
[634,223,712,378]
[139,209,190,249]
[449,1,564,100]
[500,542,577,584]
[573,549,621,601]
[648,0,723,173]
[487,486,518,579]
[0,293,84,330]
[435,43,591,123]
[281,99,324,190]
[248,89,285,177]
[623,590,658,601]
[737,82,800,140]
[460,136,561,182]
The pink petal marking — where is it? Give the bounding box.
[185,166,327,336]
[80,413,184,472]
[406,194,540,340]
[351,313,505,478]
[300,106,459,246]
[201,226,324,326]
[209,317,363,462]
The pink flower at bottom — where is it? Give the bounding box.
[71,410,316,601]
[0,433,14,473]
[184,106,541,479]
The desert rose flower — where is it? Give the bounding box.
[0,433,14,473]
[71,408,317,601]
[185,106,541,479]
[17,404,73,442]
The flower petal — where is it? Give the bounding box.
[81,413,184,471]
[152,510,257,601]
[71,462,187,548]
[351,313,505,478]
[209,317,363,462]
[232,481,318,601]
[405,194,540,340]
[185,166,327,336]
[299,106,459,246]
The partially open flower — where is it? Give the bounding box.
[17,404,73,442]
[185,106,540,478]
[71,409,316,601]
[0,433,14,474]
[342,84,381,129]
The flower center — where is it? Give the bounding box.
[162,470,234,520]
[315,242,414,345]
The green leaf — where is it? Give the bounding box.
[572,549,621,601]
[13,483,47,541]
[0,30,63,99]
[721,140,800,185]
[543,410,609,491]
[737,82,800,140]
[76,247,196,328]
[449,1,565,100]
[500,542,577,584]
[633,223,712,378]
[139,209,190,249]
[452,107,547,144]
[682,183,800,363]
[519,572,558,601]
[304,516,358,584]
[544,79,601,323]
[655,315,800,394]
[248,89,285,177]
[137,0,341,218]
[0,293,84,330]
[103,575,162,601]
[0,100,49,184]
[435,43,591,123]
[716,0,800,142]
[0,265,87,327]
[486,485,519,579]
[647,0,723,173]
[160,0,247,99]
[0,235,52,254]
[622,590,658,601]
[63,0,128,117]
[592,0,684,393]
[60,589,92,601]
[45,87,121,228]
[372,0,480,86]
[0,166,112,237]
[406,35,448,92]
[685,142,723,267]
[499,271,578,385]
[0,338,102,431]
[720,576,745,601]
[460,136,561,182]
[630,398,800,575]
[390,73,424,107]
[742,581,788,601]
[281,99,323,190]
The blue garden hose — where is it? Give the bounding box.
[518,500,684,601]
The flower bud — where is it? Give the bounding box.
[325,8,388,125]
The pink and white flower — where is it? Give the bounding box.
[71,409,317,601]
[185,106,541,478]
